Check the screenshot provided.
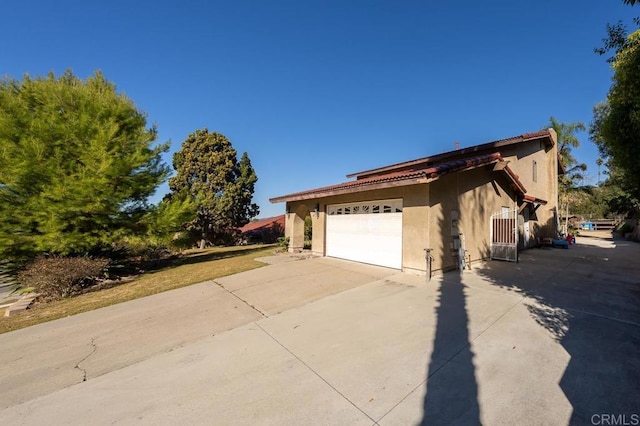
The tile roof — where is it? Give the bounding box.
[503,165,527,195]
[523,194,548,205]
[239,215,285,234]
[270,153,503,203]
[347,129,555,180]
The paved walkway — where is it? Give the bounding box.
[0,232,638,425]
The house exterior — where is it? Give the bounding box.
[270,129,561,274]
[238,215,285,244]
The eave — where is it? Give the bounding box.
[270,153,503,203]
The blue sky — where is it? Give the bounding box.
[1,1,636,218]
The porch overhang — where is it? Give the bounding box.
[518,194,548,213]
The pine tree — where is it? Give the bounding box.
[0,70,169,260]
[232,152,260,227]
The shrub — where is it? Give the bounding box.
[89,240,178,273]
[276,236,290,251]
[617,221,633,234]
[18,256,110,299]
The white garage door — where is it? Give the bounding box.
[326,199,402,269]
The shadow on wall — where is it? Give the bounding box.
[531,214,559,243]
[474,235,640,425]
[432,168,509,273]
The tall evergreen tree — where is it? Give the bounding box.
[168,129,259,246]
[0,70,169,260]
[231,152,260,226]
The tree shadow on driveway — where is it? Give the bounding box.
[421,270,481,425]
[475,236,640,425]
[420,199,482,426]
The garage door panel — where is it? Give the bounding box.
[326,200,402,269]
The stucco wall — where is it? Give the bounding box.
[500,136,560,242]
[285,165,516,275]
[280,132,560,274]
[401,185,430,273]
[285,185,430,269]
[284,204,309,252]
[429,167,516,273]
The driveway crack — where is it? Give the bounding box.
[212,280,267,318]
[254,323,379,425]
[75,337,98,382]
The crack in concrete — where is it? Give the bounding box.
[254,323,380,425]
[212,280,268,318]
[74,337,98,382]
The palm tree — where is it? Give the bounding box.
[549,116,588,176]
[596,158,604,185]
[547,117,587,234]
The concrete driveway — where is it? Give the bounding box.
[1,232,639,425]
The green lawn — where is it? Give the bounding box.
[0,245,276,334]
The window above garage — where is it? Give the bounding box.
[327,199,403,215]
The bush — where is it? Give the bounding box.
[276,236,290,251]
[18,256,110,299]
[617,221,633,233]
[86,240,179,278]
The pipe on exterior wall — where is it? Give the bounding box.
[424,248,433,282]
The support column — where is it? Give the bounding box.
[285,203,308,253]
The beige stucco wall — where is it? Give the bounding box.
[401,185,430,273]
[285,185,430,269]
[500,132,560,244]
[284,164,516,275]
[284,204,309,252]
[282,133,559,273]
[428,167,516,273]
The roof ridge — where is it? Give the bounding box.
[346,129,552,179]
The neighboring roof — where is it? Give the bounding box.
[239,215,285,234]
[347,130,555,180]
[270,153,502,203]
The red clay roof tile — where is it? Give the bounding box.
[270,153,503,203]
[239,215,285,233]
[347,130,554,180]
[503,165,527,195]
[523,194,548,205]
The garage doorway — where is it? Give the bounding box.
[326,199,402,269]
